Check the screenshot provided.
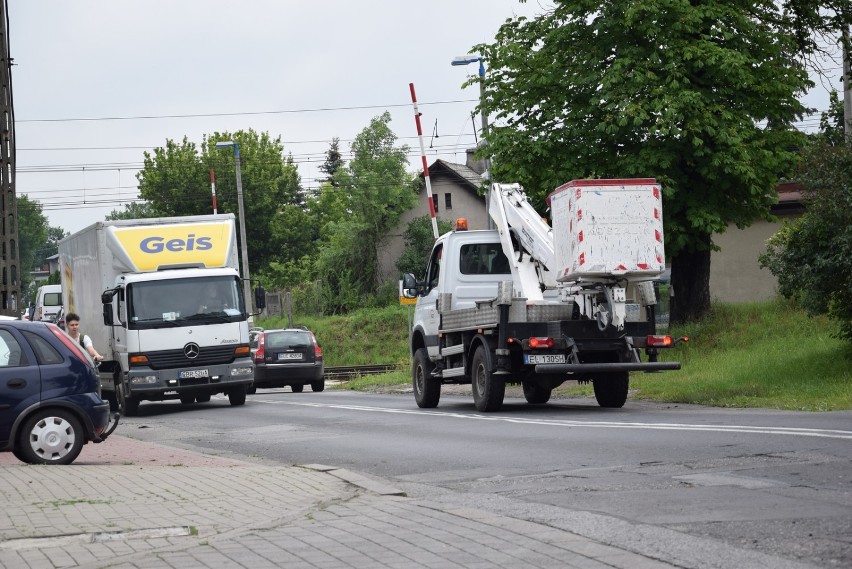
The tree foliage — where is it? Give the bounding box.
[134,129,301,276]
[396,216,453,277]
[473,0,838,323]
[315,113,417,313]
[15,195,50,302]
[760,109,852,343]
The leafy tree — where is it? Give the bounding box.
[760,140,852,342]
[106,201,157,221]
[315,113,417,312]
[817,90,846,147]
[472,1,846,323]
[15,195,49,303]
[319,137,344,186]
[396,216,453,277]
[135,129,302,276]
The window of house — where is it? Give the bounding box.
[431,195,438,213]
[445,193,453,211]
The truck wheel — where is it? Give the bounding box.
[228,385,247,406]
[180,394,195,405]
[16,409,85,465]
[117,382,140,416]
[522,381,551,404]
[593,372,629,408]
[246,386,257,395]
[413,348,440,408]
[195,393,211,403]
[471,346,504,412]
[291,384,304,393]
[311,380,325,392]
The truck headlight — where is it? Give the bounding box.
[131,375,158,385]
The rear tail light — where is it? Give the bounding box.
[529,337,554,349]
[253,333,265,363]
[312,333,323,360]
[646,335,673,347]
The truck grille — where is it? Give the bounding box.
[143,345,243,370]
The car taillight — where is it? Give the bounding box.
[646,335,673,347]
[253,333,265,363]
[529,337,554,349]
[312,333,323,360]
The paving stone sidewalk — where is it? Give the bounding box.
[0,435,679,569]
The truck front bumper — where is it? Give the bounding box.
[127,362,254,396]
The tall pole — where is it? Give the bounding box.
[844,28,852,142]
[409,83,439,239]
[210,168,218,214]
[476,59,495,230]
[233,145,252,317]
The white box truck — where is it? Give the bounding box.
[59,214,264,416]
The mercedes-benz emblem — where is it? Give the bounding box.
[184,343,200,359]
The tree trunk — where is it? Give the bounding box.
[669,232,712,325]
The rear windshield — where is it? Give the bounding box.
[43,292,62,307]
[265,331,312,349]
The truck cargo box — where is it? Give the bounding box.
[548,179,665,282]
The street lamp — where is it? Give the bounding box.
[214,141,252,317]
[452,54,493,229]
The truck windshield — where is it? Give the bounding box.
[127,276,244,329]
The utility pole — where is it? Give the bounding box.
[844,27,852,142]
[0,0,21,316]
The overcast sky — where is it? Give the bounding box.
[10,1,842,235]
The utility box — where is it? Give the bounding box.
[548,179,665,282]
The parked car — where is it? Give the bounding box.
[249,328,324,393]
[0,320,114,465]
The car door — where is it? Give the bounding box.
[0,327,40,447]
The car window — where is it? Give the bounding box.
[21,331,64,365]
[44,292,63,307]
[0,329,24,367]
[266,331,311,349]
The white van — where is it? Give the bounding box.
[34,284,63,322]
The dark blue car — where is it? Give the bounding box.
[0,320,115,465]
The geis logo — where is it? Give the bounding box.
[110,221,233,271]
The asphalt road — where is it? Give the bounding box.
[115,388,852,569]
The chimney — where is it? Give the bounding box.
[466,148,486,175]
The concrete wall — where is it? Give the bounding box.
[710,215,795,302]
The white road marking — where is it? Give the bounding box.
[249,398,852,440]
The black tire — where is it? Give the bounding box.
[593,372,629,408]
[180,394,195,405]
[246,386,257,395]
[291,384,304,393]
[522,381,552,404]
[16,409,85,465]
[310,380,325,392]
[413,348,440,408]
[228,385,247,406]
[117,381,140,416]
[195,393,211,403]
[471,345,504,412]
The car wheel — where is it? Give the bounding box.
[291,384,304,393]
[246,386,257,395]
[16,409,85,465]
[180,394,195,405]
[228,385,247,406]
[195,393,211,403]
[310,380,325,392]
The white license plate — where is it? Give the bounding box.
[278,353,303,361]
[525,354,566,364]
[179,369,209,379]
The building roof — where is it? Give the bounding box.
[427,160,484,193]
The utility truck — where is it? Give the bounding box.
[402,179,685,412]
[59,214,265,416]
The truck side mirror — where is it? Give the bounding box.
[102,302,114,326]
[402,273,419,297]
[254,286,266,311]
